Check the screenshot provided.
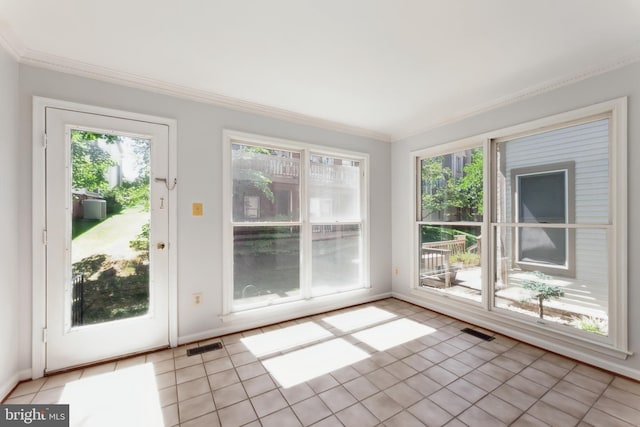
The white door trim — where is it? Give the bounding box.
[31,96,178,379]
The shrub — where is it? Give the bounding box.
[573,315,607,335]
[521,271,564,319]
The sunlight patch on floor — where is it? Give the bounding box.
[352,318,436,351]
[322,306,396,332]
[241,321,333,357]
[262,338,369,388]
[60,363,163,427]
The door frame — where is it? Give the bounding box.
[32,97,178,379]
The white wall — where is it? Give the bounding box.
[17,66,392,375]
[0,45,21,397]
[392,62,640,379]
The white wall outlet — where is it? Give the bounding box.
[193,293,202,305]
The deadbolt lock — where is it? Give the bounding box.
[157,242,166,250]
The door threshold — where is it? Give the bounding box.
[44,345,171,376]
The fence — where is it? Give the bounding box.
[72,273,84,326]
[421,235,466,288]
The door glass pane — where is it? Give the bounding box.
[418,225,482,302]
[233,226,301,308]
[232,143,300,222]
[70,130,151,326]
[312,224,361,296]
[309,155,360,221]
[494,225,609,336]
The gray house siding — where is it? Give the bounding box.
[501,118,610,298]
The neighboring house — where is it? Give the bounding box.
[498,118,609,293]
[233,149,361,227]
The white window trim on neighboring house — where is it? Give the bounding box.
[410,97,628,361]
[511,162,576,278]
[222,130,370,318]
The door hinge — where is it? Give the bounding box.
[42,229,47,245]
[42,133,48,149]
[42,328,47,343]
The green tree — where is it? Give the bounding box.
[103,139,151,213]
[129,222,150,260]
[421,150,483,221]
[421,156,452,219]
[71,130,116,192]
[233,145,276,203]
[454,150,483,219]
[522,271,564,319]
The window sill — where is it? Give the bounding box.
[406,287,631,361]
[220,288,381,325]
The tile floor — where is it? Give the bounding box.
[4,298,640,426]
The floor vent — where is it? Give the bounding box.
[461,328,495,341]
[187,342,223,356]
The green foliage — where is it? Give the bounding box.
[421,226,477,247]
[233,144,278,203]
[129,223,150,259]
[522,271,564,319]
[72,131,150,214]
[573,315,608,335]
[234,169,275,203]
[449,252,481,266]
[457,151,484,216]
[421,156,451,218]
[71,130,116,192]
[103,180,150,214]
[421,150,483,221]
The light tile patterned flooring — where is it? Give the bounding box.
[5,298,640,426]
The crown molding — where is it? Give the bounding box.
[392,49,640,142]
[3,26,639,144]
[0,23,25,60]
[16,48,392,143]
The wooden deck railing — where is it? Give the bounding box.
[421,235,466,288]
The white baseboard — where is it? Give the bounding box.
[178,291,392,345]
[1,369,31,402]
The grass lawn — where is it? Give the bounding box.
[71,206,150,325]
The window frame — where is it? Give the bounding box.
[511,162,576,277]
[223,130,370,315]
[411,97,628,357]
[414,144,486,307]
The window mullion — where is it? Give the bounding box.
[482,138,493,311]
[301,149,312,299]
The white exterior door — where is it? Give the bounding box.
[45,107,170,372]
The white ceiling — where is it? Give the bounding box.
[1,0,639,141]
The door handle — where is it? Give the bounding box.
[157,242,166,250]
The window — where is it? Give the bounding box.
[225,132,368,313]
[243,196,260,219]
[417,148,483,303]
[512,163,575,277]
[494,118,610,335]
[414,98,627,354]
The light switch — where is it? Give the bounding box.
[192,202,203,216]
